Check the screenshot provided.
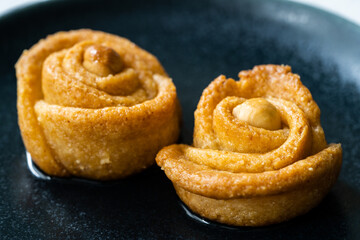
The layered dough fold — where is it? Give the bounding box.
[17,29,181,180]
[156,65,342,226]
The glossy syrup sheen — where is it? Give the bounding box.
[1,0,360,239]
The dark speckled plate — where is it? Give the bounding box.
[1,0,360,239]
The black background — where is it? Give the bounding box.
[0,0,359,239]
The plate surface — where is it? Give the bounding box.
[1,0,360,239]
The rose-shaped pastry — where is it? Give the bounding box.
[16,29,181,180]
[156,65,342,226]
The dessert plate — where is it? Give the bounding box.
[1,0,359,239]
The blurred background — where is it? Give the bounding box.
[1,0,360,26]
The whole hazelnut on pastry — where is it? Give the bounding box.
[83,44,123,77]
[232,98,282,130]
[156,65,342,226]
[16,29,181,180]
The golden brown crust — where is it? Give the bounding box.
[157,143,341,199]
[175,180,329,226]
[16,29,181,180]
[156,65,342,226]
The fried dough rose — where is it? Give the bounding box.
[156,65,342,226]
[16,29,180,180]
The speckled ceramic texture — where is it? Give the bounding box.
[0,0,359,239]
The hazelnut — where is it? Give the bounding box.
[83,44,123,77]
[232,98,281,130]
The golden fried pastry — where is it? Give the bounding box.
[156,65,342,226]
[16,29,181,180]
